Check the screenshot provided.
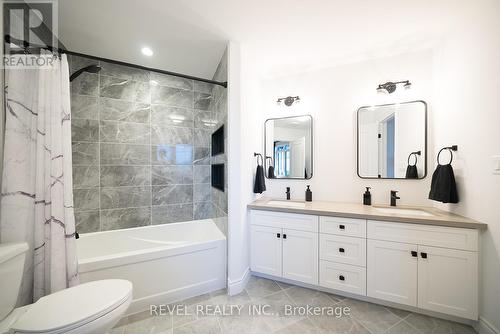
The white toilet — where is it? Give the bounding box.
[0,242,133,334]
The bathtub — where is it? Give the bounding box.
[77,219,226,315]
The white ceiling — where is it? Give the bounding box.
[58,0,229,79]
[59,0,474,79]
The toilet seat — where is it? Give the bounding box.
[10,280,132,334]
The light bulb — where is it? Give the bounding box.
[141,47,154,56]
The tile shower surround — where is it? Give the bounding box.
[70,55,228,234]
[210,48,228,236]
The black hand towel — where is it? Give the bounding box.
[268,165,275,179]
[254,165,266,193]
[405,165,419,179]
[428,164,459,203]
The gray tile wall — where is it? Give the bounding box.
[210,49,228,236]
[70,54,225,233]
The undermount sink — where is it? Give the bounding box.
[267,200,306,208]
[373,207,435,217]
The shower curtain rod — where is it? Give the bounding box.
[4,35,228,88]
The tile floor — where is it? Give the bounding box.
[111,275,477,334]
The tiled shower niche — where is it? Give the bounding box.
[70,52,228,234]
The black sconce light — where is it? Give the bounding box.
[376,80,411,94]
[277,96,300,106]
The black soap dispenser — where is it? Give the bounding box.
[305,185,312,202]
[363,187,372,205]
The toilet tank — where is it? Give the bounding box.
[0,243,28,321]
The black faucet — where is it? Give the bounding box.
[390,190,400,206]
[286,187,291,200]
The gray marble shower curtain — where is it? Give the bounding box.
[0,53,79,304]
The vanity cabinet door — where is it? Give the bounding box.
[282,229,319,285]
[418,246,478,320]
[367,240,418,307]
[250,225,282,277]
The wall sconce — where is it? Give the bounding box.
[376,80,411,94]
[277,96,300,106]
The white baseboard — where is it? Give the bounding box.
[227,267,250,296]
[475,317,499,334]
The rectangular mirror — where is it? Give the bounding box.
[357,101,427,179]
[265,115,313,179]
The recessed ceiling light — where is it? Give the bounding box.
[141,47,153,56]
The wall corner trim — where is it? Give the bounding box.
[475,317,500,334]
[227,267,250,296]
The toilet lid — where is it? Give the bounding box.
[11,279,132,333]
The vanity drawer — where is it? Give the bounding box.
[319,261,366,296]
[251,210,318,232]
[320,234,366,267]
[320,216,366,238]
[367,220,478,251]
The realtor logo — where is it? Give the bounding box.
[3,0,58,68]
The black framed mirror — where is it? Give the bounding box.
[357,101,427,179]
[264,115,313,179]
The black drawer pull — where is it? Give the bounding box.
[421,252,428,259]
[339,247,345,253]
[411,251,418,257]
[277,233,280,238]
[339,275,345,281]
[339,225,345,230]
[283,234,287,239]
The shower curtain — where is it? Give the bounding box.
[0,52,79,304]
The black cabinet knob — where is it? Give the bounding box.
[283,234,287,239]
[339,247,345,253]
[339,275,345,281]
[421,252,428,259]
[339,225,345,230]
[277,233,280,238]
[411,251,418,257]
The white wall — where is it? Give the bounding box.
[227,42,263,293]
[432,1,500,332]
[259,50,434,205]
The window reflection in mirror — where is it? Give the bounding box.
[265,115,313,179]
[357,101,427,179]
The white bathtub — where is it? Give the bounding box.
[77,219,226,315]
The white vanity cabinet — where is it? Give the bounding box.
[367,220,478,320]
[249,208,480,321]
[250,210,319,285]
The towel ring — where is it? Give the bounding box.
[254,152,263,166]
[407,151,421,167]
[265,156,273,166]
[437,145,458,165]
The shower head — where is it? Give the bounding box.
[70,64,102,82]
